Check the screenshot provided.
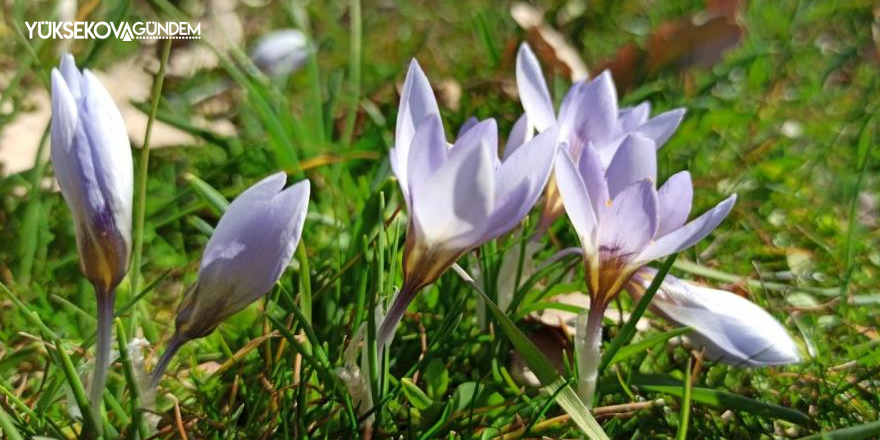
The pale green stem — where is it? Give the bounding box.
[576,303,604,408]
[89,287,115,427]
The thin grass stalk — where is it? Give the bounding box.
[130,38,173,300]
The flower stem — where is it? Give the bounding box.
[89,287,116,425]
[577,303,604,408]
[376,283,418,351]
[150,333,183,390]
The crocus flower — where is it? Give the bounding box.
[50,54,133,419]
[555,134,736,404]
[151,172,310,387]
[627,268,801,366]
[376,60,558,348]
[515,43,686,230]
[250,29,310,78]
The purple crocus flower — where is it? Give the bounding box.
[628,269,801,366]
[50,54,133,418]
[515,43,686,230]
[555,135,736,404]
[151,172,310,387]
[377,60,558,348]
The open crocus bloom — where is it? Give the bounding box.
[554,134,735,404]
[515,43,686,228]
[628,268,802,366]
[555,135,736,309]
[152,172,310,387]
[378,60,558,347]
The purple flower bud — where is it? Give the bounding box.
[152,172,310,387]
[51,54,133,292]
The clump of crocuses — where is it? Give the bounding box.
[51,54,133,425]
[151,172,310,387]
[376,60,558,348]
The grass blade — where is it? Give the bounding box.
[796,420,880,440]
[627,374,809,425]
[451,264,609,440]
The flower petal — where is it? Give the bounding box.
[597,179,658,262]
[554,149,598,252]
[635,194,737,264]
[456,116,480,140]
[392,59,440,204]
[619,102,651,132]
[407,114,448,194]
[604,134,657,198]
[188,174,310,337]
[81,71,134,239]
[577,144,608,219]
[486,126,557,238]
[59,54,83,100]
[656,171,693,237]
[516,43,556,132]
[569,71,619,149]
[633,270,801,366]
[411,124,496,249]
[637,108,686,148]
[502,113,533,161]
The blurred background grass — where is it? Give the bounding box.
[0,0,878,438]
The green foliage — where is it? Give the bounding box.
[0,0,879,438]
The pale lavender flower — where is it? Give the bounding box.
[628,269,801,366]
[515,43,686,229]
[555,134,735,404]
[250,29,310,78]
[51,54,133,419]
[151,172,310,387]
[556,134,736,311]
[377,60,558,347]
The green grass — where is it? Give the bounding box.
[1,0,879,438]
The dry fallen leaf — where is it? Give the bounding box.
[510,1,589,81]
[597,0,745,93]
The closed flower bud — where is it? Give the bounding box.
[51,54,133,293]
[152,172,310,387]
